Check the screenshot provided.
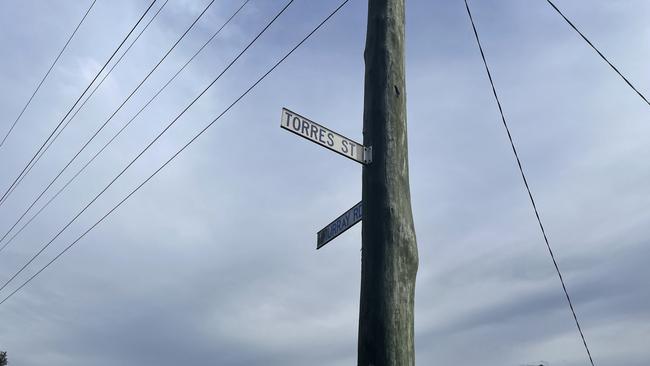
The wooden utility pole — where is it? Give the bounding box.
[358,0,418,365]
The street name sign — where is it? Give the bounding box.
[317,201,363,249]
[281,108,371,164]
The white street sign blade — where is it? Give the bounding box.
[317,201,363,249]
[281,108,371,164]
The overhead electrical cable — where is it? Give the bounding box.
[464,1,596,366]
[0,0,159,208]
[0,0,351,306]
[0,0,296,296]
[3,0,172,202]
[545,0,649,107]
[0,0,99,149]
[1,0,167,206]
[0,0,220,250]
[0,0,252,254]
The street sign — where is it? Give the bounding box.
[317,201,363,249]
[281,108,372,164]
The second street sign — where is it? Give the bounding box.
[317,201,363,249]
[281,108,371,164]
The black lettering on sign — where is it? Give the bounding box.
[342,140,349,154]
[318,128,326,144]
[284,111,293,127]
[301,119,310,136]
[310,124,318,140]
[327,132,334,147]
[349,142,356,157]
[292,116,301,131]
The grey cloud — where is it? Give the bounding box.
[1,0,649,365]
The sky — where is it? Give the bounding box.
[0,0,649,365]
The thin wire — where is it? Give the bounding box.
[0,0,210,249]
[0,0,296,296]
[4,0,172,202]
[545,0,649,107]
[1,0,167,205]
[463,1,595,365]
[0,0,350,307]
[0,0,251,253]
[0,0,99,149]
[0,0,158,208]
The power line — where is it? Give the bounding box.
[0,0,296,297]
[0,0,350,307]
[0,0,216,249]
[0,0,99,149]
[0,0,251,254]
[545,0,649,107]
[0,0,250,254]
[0,0,159,208]
[1,0,171,207]
[0,0,165,205]
[463,1,595,366]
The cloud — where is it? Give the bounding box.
[0,0,649,365]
